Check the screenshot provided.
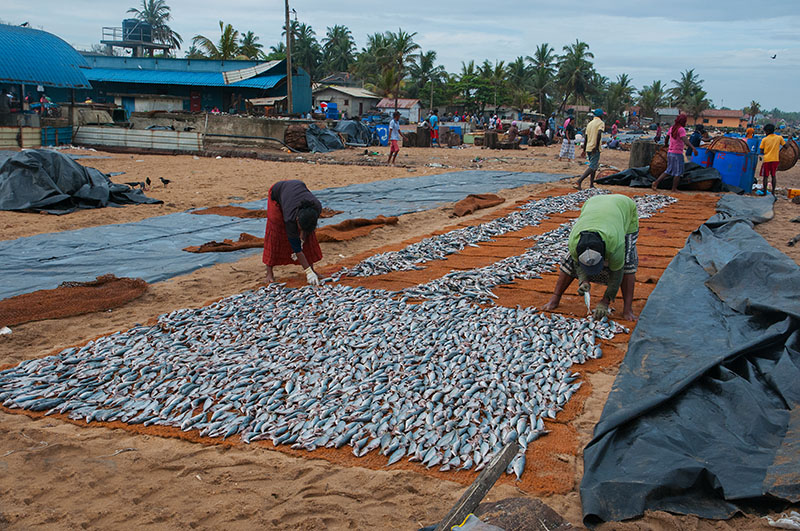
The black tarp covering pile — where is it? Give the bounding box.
[596,163,741,193]
[581,195,800,525]
[0,150,162,214]
[334,120,372,146]
[305,123,344,153]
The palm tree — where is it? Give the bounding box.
[184,44,205,59]
[669,69,704,107]
[127,0,182,55]
[637,80,667,119]
[290,23,322,81]
[265,41,286,61]
[365,67,400,99]
[239,31,263,60]
[685,89,711,124]
[322,25,356,74]
[510,88,535,116]
[506,57,531,89]
[603,74,636,125]
[527,43,556,114]
[745,100,761,124]
[556,40,595,112]
[192,21,241,60]
[382,30,420,111]
[408,50,446,110]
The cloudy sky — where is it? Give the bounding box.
[6,1,799,110]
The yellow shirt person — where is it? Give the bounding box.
[760,133,785,163]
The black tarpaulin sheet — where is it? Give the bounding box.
[595,163,740,193]
[0,170,565,299]
[581,194,800,525]
[334,120,372,146]
[0,150,162,214]
[305,123,344,152]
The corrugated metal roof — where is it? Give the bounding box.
[314,85,381,99]
[376,98,420,109]
[0,24,91,89]
[699,109,745,118]
[223,60,280,85]
[86,68,284,89]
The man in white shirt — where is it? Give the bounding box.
[387,111,405,165]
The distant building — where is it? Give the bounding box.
[53,55,311,115]
[690,109,747,129]
[376,98,422,122]
[655,107,681,124]
[312,85,380,118]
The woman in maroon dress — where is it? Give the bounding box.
[262,180,323,285]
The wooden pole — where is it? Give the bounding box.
[434,443,520,531]
[284,0,293,116]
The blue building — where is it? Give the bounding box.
[0,23,91,111]
[69,55,311,115]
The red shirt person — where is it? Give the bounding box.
[262,180,323,285]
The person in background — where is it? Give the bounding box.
[745,124,755,139]
[686,124,711,157]
[0,88,11,125]
[576,109,606,190]
[651,113,697,192]
[263,180,323,286]
[496,118,503,132]
[548,113,556,144]
[430,109,439,147]
[558,116,576,162]
[611,120,619,137]
[542,194,640,321]
[506,120,520,146]
[758,123,786,195]
[654,123,662,143]
[387,111,406,165]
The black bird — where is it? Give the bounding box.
[20,22,29,27]
[771,54,777,59]
[146,177,152,189]
[159,177,171,187]
[124,181,145,189]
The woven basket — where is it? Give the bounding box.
[649,146,668,177]
[708,136,749,153]
[777,139,799,171]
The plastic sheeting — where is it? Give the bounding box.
[0,170,564,299]
[0,150,162,214]
[334,120,372,146]
[595,163,739,193]
[305,123,344,153]
[581,194,800,525]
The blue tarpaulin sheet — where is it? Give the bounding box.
[1,170,564,299]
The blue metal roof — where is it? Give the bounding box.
[0,24,91,89]
[86,68,285,89]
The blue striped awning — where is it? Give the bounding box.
[0,25,91,89]
[86,68,285,89]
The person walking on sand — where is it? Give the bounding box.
[542,194,640,321]
[430,109,440,147]
[758,123,786,195]
[387,111,405,165]
[576,109,605,190]
[651,113,697,192]
[263,180,323,286]
[558,117,576,162]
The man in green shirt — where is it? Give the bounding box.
[542,194,639,321]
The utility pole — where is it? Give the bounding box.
[284,0,293,115]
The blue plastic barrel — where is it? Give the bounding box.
[373,125,389,146]
[690,147,714,167]
[712,151,757,192]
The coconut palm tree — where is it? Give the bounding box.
[239,31,263,60]
[382,30,420,111]
[192,21,241,60]
[322,25,356,74]
[527,43,556,114]
[352,32,389,84]
[745,100,761,124]
[290,23,322,81]
[408,50,446,110]
[184,44,205,59]
[127,0,182,55]
[669,69,704,107]
[637,80,667,119]
[685,89,711,124]
[506,57,531,90]
[556,40,595,112]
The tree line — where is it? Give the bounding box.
[128,0,761,123]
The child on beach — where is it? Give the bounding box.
[758,123,785,195]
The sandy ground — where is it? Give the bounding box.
[1,143,798,529]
